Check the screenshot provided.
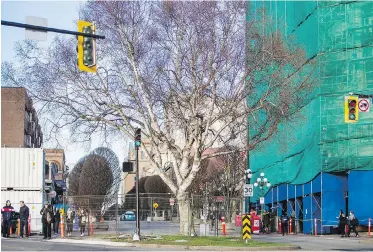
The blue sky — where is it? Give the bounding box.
[1,1,128,167]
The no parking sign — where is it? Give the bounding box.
[358,98,370,112]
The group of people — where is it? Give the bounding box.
[65,207,89,237]
[1,200,30,238]
[41,204,90,239]
[338,209,360,238]
[1,200,90,239]
[40,203,62,239]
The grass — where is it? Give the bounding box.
[108,235,291,247]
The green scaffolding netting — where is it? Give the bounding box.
[248,1,373,201]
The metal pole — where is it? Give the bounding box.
[244,0,251,214]
[115,192,119,236]
[135,147,140,237]
[1,20,106,39]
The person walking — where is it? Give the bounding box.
[53,208,60,235]
[40,203,53,239]
[262,210,270,234]
[281,212,289,236]
[66,207,75,237]
[78,208,87,236]
[347,210,359,237]
[338,209,347,237]
[1,200,14,238]
[19,201,29,238]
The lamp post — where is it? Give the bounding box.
[254,172,271,214]
[245,168,253,213]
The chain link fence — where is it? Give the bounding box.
[60,194,243,237]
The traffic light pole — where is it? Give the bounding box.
[135,146,140,238]
[1,20,105,39]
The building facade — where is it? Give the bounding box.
[248,1,373,234]
[44,149,67,206]
[122,139,157,195]
[1,87,43,148]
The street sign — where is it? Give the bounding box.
[242,214,252,240]
[244,184,253,197]
[260,197,265,204]
[25,16,48,41]
[153,202,159,209]
[169,198,175,206]
[358,98,370,112]
[215,196,225,202]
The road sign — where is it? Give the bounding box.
[358,98,370,112]
[244,184,254,197]
[260,197,265,204]
[153,202,159,209]
[169,198,175,206]
[26,16,48,41]
[215,196,225,202]
[242,214,251,240]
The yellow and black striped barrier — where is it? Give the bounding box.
[242,214,251,240]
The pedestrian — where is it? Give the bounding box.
[338,209,347,237]
[40,203,53,239]
[262,210,270,233]
[78,208,87,236]
[347,210,359,237]
[53,208,60,235]
[19,201,29,238]
[1,200,14,238]
[66,207,75,237]
[281,212,289,236]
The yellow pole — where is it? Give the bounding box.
[17,219,21,236]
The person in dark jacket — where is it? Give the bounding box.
[40,203,53,239]
[19,201,29,238]
[281,213,289,236]
[347,210,359,237]
[2,200,14,238]
[338,209,347,237]
[53,208,60,235]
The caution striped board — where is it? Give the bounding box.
[242,214,251,239]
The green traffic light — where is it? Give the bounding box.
[135,141,141,147]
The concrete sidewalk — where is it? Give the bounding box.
[47,237,301,251]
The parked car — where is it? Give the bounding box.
[120,211,135,221]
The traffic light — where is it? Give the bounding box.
[134,128,141,149]
[345,96,359,123]
[122,162,134,173]
[77,20,96,73]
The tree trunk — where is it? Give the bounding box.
[177,194,191,235]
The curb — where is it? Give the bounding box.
[47,238,300,250]
[133,244,301,251]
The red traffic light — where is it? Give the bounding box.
[348,100,356,108]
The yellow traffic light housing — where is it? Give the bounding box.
[344,96,359,123]
[77,20,96,73]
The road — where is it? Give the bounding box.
[254,233,373,251]
[2,233,373,251]
[1,237,162,251]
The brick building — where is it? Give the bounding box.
[1,87,43,148]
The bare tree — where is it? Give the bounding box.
[2,2,318,234]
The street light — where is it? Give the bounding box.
[254,172,271,214]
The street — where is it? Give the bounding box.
[1,237,161,251]
[2,232,373,251]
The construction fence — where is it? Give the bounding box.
[57,194,244,237]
